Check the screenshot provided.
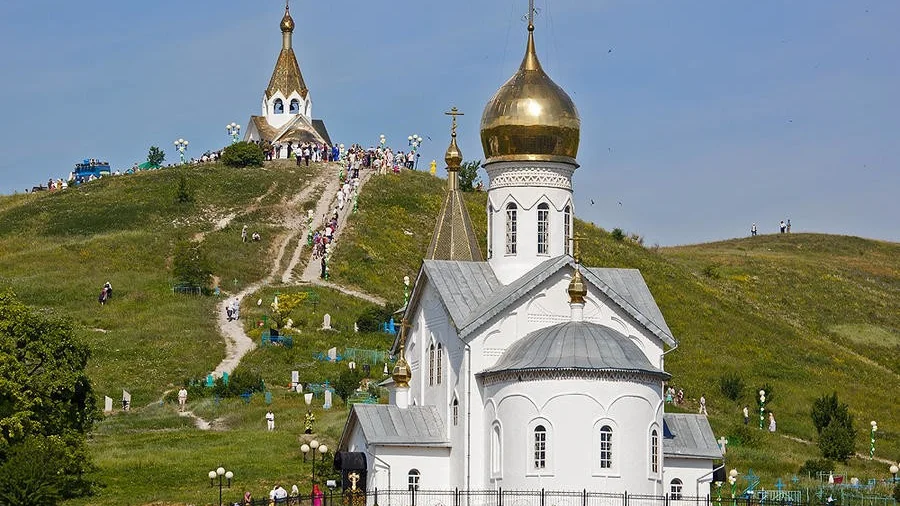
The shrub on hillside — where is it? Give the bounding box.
[211,370,265,398]
[719,372,745,401]
[726,422,761,448]
[173,240,212,289]
[221,141,265,168]
[175,174,194,203]
[813,391,856,462]
[811,391,850,434]
[702,263,721,279]
[458,160,482,192]
[611,228,625,241]
[356,305,392,333]
[334,368,362,402]
[798,459,833,478]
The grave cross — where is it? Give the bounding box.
[718,436,728,455]
[775,478,784,491]
[349,472,360,491]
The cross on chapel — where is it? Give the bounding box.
[445,107,464,136]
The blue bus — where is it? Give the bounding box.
[72,158,111,182]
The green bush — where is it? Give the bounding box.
[0,435,96,505]
[719,372,745,401]
[221,141,265,168]
[798,459,833,478]
[175,174,194,204]
[811,392,850,434]
[726,422,762,448]
[356,305,391,332]
[333,368,361,402]
[611,228,625,241]
[820,418,856,462]
[211,370,266,398]
[702,263,721,279]
[173,240,212,288]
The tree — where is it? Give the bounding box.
[175,174,194,204]
[147,146,165,166]
[0,291,98,502]
[172,240,212,288]
[811,392,855,461]
[270,292,308,329]
[334,368,362,402]
[221,141,265,168]
[458,160,481,192]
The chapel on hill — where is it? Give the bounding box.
[244,2,331,157]
[337,5,722,497]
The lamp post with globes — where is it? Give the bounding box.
[226,123,241,144]
[174,138,189,165]
[758,390,766,430]
[407,134,423,170]
[728,469,739,505]
[207,466,234,506]
[301,440,329,483]
[869,421,877,459]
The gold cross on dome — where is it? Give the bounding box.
[569,233,586,264]
[445,107,464,137]
[399,318,411,348]
[348,472,360,491]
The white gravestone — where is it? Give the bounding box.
[304,392,314,405]
[327,347,337,362]
[291,371,300,388]
[321,313,332,330]
[104,396,113,413]
[122,390,132,411]
[324,389,333,410]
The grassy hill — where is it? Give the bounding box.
[332,170,900,479]
[0,166,897,504]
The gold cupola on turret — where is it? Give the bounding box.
[480,11,580,165]
[280,2,295,33]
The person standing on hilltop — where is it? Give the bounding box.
[699,395,707,415]
[768,412,777,432]
[241,225,248,243]
[743,405,749,425]
[751,223,757,236]
[786,219,791,233]
[779,220,786,233]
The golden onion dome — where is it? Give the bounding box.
[567,267,587,304]
[445,134,463,170]
[280,7,295,33]
[392,319,413,388]
[481,23,580,165]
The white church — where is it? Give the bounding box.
[337,9,722,498]
[244,3,331,157]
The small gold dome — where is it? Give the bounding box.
[280,8,295,33]
[445,134,463,170]
[392,357,412,388]
[481,24,580,165]
[568,268,587,304]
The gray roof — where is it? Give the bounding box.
[480,321,669,379]
[662,413,723,459]
[342,404,450,448]
[312,119,332,146]
[404,256,675,348]
[419,260,502,327]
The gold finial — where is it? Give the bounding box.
[528,0,535,30]
[392,318,413,387]
[567,233,587,304]
[444,107,464,170]
[280,0,295,33]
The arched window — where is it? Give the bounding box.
[564,205,572,255]
[436,343,443,384]
[505,203,517,255]
[537,203,550,255]
[650,429,659,473]
[491,424,502,476]
[487,204,493,259]
[599,425,613,469]
[452,398,459,426]
[290,99,300,114]
[428,343,435,386]
[670,479,683,500]
[273,99,284,114]
[408,469,420,491]
[533,425,547,469]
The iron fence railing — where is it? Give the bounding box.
[230,489,890,506]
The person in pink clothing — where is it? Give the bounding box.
[312,484,324,506]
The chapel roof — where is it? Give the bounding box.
[267,47,309,100]
[249,115,328,146]
[662,413,723,459]
[479,321,669,379]
[339,404,450,449]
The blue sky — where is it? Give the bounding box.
[1,0,897,246]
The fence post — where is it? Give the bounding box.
[666,492,670,506]
[583,489,587,506]
[374,487,378,506]
[455,487,459,506]
[541,488,546,506]
[624,491,628,506]
[499,487,503,506]
[412,486,417,506]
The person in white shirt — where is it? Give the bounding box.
[266,410,275,431]
[177,388,188,412]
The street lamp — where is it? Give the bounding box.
[207,466,234,506]
[301,443,311,462]
[174,138,189,164]
[890,464,898,483]
[407,134,423,169]
[226,123,241,144]
[869,421,877,459]
[758,390,766,430]
[729,469,739,502]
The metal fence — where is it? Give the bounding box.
[234,489,878,506]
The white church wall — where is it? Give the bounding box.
[662,457,715,498]
[485,161,576,284]
[368,446,451,491]
[480,377,663,493]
